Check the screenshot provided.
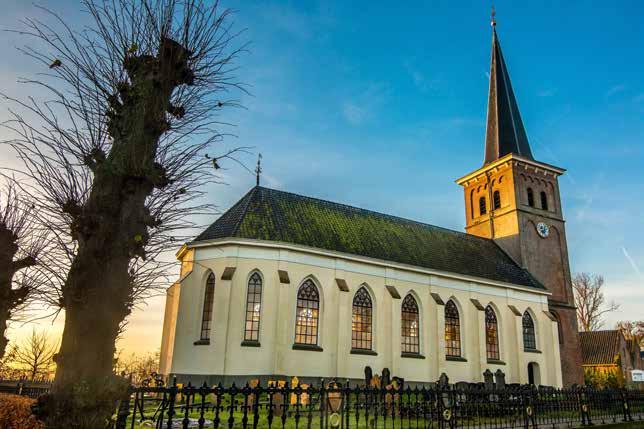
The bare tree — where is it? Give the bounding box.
[616,320,644,348]
[0,181,48,359]
[1,0,245,426]
[113,350,160,386]
[10,329,56,381]
[573,272,620,332]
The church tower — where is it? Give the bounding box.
[456,20,583,386]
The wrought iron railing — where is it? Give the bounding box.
[0,379,51,398]
[115,379,644,429]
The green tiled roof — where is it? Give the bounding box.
[194,186,544,290]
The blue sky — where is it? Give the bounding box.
[1,1,642,354]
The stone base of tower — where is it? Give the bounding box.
[550,302,584,386]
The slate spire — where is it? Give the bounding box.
[484,21,534,164]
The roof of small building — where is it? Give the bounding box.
[194,186,545,290]
[579,330,624,365]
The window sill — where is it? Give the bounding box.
[524,349,541,354]
[401,352,425,359]
[351,349,377,356]
[292,344,323,352]
[487,359,506,365]
[241,340,261,347]
[194,340,210,346]
[446,356,467,362]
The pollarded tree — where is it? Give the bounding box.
[573,272,620,332]
[2,1,245,426]
[0,182,47,360]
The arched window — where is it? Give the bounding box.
[401,294,420,354]
[493,190,501,210]
[244,272,263,342]
[485,306,500,360]
[527,188,535,207]
[522,311,537,350]
[540,191,549,211]
[200,272,216,341]
[479,197,487,215]
[470,190,475,219]
[445,300,461,357]
[352,287,373,350]
[295,279,320,345]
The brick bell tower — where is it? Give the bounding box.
[456,18,583,386]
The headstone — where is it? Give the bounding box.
[483,370,494,390]
[370,375,381,388]
[438,373,449,387]
[327,381,342,412]
[248,379,260,408]
[494,370,505,389]
[269,380,286,417]
[364,366,373,387]
[381,368,391,387]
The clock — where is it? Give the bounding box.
[536,222,550,238]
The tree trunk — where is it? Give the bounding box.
[37,36,195,428]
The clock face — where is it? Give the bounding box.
[536,222,550,238]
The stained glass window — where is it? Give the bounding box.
[485,306,500,360]
[244,272,262,341]
[401,294,420,354]
[523,311,537,350]
[200,273,216,341]
[352,287,373,350]
[295,279,320,345]
[445,300,461,357]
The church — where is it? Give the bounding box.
[159,23,583,388]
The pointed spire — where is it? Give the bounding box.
[484,18,534,165]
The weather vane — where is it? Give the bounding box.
[255,153,262,186]
[491,5,496,27]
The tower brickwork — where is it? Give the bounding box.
[456,25,583,386]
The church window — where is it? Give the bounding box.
[479,197,487,215]
[493,190,501,210]
[352,287,373,350]
[485,306,500,360]
[401,294,420,354]
[527,188,535,207]
[244,272,263,342]
[200,272,216,341]
[295,279,320,345]
[445,300,461,357]
[540,191,549,211]
[522,311,537,350]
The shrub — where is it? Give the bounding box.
[0,393,44,429]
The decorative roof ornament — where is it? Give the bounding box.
[255,153,262,186]
[491,5,496,27]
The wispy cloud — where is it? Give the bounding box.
[403,61,439,93]
[606,84,627,97]
[341,83,388,126]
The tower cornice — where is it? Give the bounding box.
[456,153,565,186]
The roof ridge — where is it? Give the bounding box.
[231,186,259,237]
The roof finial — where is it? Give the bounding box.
[491,4,496,27]
[255,153,262,186]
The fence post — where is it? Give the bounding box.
[115,386,132,429]
[621,389,633,422]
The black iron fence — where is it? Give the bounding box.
[0,379,50,398]
[115,379,644,429]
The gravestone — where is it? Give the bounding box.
[364,366,373,387]
[438,373,449,387]
[381,368,391,387]
[483,370,494,390]
[494,370,506,389]
[327,381,342,412]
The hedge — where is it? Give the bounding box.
[0,393,44,429]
